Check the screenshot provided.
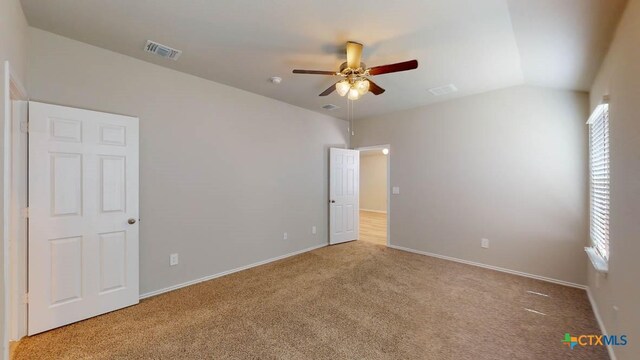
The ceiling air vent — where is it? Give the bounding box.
[322,104,340,111]
[428,84,458,96]
[144,40,182,60]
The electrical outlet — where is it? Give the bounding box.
[481,238,489,249]
[170,253,179,266]
[283,232,288,240]
[312,226,317,235]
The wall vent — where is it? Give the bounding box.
[322,104,340,111]
[428,84,458,96]
[144,40,182,60]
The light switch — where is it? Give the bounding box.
[392,186,400,195]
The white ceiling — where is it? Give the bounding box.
[20,0,627,120]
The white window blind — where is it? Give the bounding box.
[588,103,610,262]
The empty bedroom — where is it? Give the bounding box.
[1,0,638,359]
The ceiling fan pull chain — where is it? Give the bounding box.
[351,99,355,137]
[347,98,351,137]
[346,97,350,137]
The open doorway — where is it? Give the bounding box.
[357,145,389,246]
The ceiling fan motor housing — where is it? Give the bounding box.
[339,61,367,75]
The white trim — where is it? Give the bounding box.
[356,145,389,152]
[387,244,587,289]
[3,61,28,360]
[585,247,608,273]
[587,287,617,360]
[2,60,9,360]
[8,99,27,343]
[360,208,387,214]
[355,144,391,247]
[139,243,326,300]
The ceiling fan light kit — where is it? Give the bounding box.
[355,79,370,95]
[348,87,361,101]
[336,80,351,96]
[292,41,418,100]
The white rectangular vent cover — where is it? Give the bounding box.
[144,40,182,60]
[428,84,458,96]
[322,104,340,111]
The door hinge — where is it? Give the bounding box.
[24,293,29,304]
[22,207,29,218]
[20,121,29,133]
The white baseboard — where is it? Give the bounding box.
[387,244,587,289]
[360,209,387,214]
[139,243,327,300]
[587,287,616,360]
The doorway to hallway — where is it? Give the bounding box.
[357,146,389,246]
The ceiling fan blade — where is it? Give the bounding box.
[346,41,363,69]
[293,69,337,75]
[368,79,386,95]
[368,60,418,76]
[319,82,338,96]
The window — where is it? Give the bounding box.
[587,101,610,269]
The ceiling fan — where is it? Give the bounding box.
[292,41,418,100]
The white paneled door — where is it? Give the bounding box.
[28,102,139,335]
[329,148,359,245]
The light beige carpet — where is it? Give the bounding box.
[14,241,607,359]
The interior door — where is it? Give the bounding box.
[28,102,139,335]
[329,148,359,244]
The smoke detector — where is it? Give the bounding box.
[144,40,182,60]
[428,84,458,96]
[322,104,340,111]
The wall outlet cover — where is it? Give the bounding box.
[481,238,489,248]
[170,253,179,266]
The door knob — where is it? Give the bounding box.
[128,218,137,225]
[330,200,335,203]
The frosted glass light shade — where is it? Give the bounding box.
[336,81,350,96]
[355,79,370,95]
[348,88,360,100]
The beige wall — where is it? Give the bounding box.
[0,0,29,355]
[360,153,387,213]
[353,85,589,285]
[27,28,348,295]
[589,0,639,358]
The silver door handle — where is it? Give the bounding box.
[128,218,137,225]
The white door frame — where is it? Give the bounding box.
[3,61,28,359]
[355,144,391,246]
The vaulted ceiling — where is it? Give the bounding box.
[21,0,627,119]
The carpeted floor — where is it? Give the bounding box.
[14,241,607,359]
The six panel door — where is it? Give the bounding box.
[28,102,139,335]
[329,148,359,244]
